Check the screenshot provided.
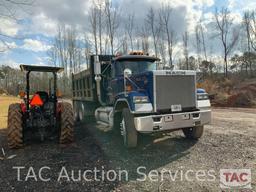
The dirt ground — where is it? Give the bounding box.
[0,96,255,191]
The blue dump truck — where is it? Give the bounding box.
[72,52,211,148]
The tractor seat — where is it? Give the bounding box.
[35,91,49,103]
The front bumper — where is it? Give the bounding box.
[134,110,211,133]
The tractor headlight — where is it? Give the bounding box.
[133,96,149,103]
[197,93,209,100]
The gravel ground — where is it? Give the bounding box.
[0,108,255,192]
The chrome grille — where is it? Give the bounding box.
[154,75,196,112]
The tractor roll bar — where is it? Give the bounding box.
[25,71,58,116]
[26,71,31,112]
[53,72,57,117]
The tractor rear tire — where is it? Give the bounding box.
[7,103,23,149]
[59,102,74,144]
[182,126,204,139]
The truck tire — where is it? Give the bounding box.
[120,108,137,148]
[75,111,80,122]
[7,103,23,149]
[59,102,74,144]
[73,101,81,122]
[182,126,204,139]
[113,112,122,135]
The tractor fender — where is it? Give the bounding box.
[20,102,26,113]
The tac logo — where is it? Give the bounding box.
[220,169,252,189]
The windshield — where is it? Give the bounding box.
[115,60,156,76]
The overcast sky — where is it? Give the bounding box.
[0,0,255,67]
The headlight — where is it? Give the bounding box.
[197,94,209,100]
[133,96,149,103]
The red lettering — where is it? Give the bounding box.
[230,173,239,182]
[239,173,248,182]
[223,172,232,182]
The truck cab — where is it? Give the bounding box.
[73,52,211,148]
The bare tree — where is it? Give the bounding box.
[89,0,106,55]
[52,24,86,95]
[243,12,251,52]
[121,34,128,54]
[200,21,207,61]
[146,7,160,57]
[159,4,176,67]
[84,34,92,69]
[195,24,202,63]
[54,25,69,93]
[195,19,208,68]
[105,0,120,55]
[243,11,253,76]
[67,28,77,74]
[96,0,104,55]
[138,25,149,54]
[196,19,208,61]
[248,11,256,51]
[0,0,33,52]
[158,36,166,65]
[125,13,135,51]
[0,0,34,20]
[47,46,57,66]
[214,8,239,77]
[89,5,98,55]
[55,25,68,74]
[183,30,189,70]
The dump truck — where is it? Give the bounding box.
[72,52,211,148]
[7,65,74,148]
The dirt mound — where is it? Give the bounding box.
[199,78,256,107]
[227,83,256,107]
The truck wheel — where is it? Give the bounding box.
[75,111,80,122]
[113,112,122,135]
[59,102,74,144]
[73,102,80,122]
[182,126,204,139]
[7,103,23,149]
[120,108,137,148]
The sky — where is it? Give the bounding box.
[0,0,255,68]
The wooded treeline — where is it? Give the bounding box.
[49,1,256,79]
[1,0,256,96]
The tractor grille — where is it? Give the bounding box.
[154,75,196,112]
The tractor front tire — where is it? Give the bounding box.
[7,103,23,149]
[59,102,74,144]
[182,126,204,139]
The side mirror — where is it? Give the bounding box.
[19,91,25,99]
[124,68,132,78]
[123,68,132,96]
[94,55,101,75]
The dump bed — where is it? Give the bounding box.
[72,55,113,101]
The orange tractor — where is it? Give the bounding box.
[7,65,74,148]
